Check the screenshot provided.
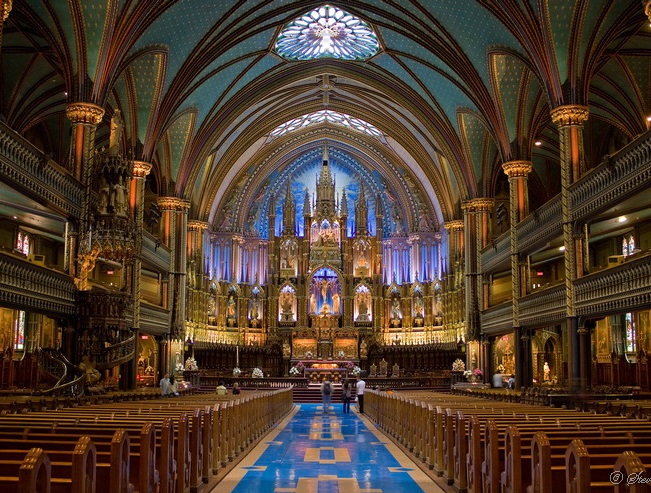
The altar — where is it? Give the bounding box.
[294,360,358,383]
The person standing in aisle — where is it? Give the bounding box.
[355,376,366,413]
[159,373,172,397]
[342,378,352,414]
[321,377,333,413]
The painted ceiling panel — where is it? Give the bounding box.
[459,112,487,187]
[181,57,277,126]
[165,112,195,183]
[42,0,78,70]
[490,53,525,143]
[129,53,164,144]
[620,56,650,111]
[80,0,109,83]
[129,0,232,89]
[397,55,477,130]
[547,1,575,83]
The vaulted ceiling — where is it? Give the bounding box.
[2,1,649,237]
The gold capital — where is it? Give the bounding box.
[646,1,651,24]
[502,160,533,179]
[66,102,105,125]
[188,220,209,232]
[158,197,191,211]
[444,220,464,232]
[550,105,589,127]
[462,198,494,212]
[132,160,152,178]
[2,0,12,22]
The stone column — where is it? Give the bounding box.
[66,102,105,281]
[551,104,589,391]
[158,197,190,339]
[462,198,493,343]
[130,161,152,330]
[443,220,464,342]
[187,220,209,341]
[0,0,12,55]
[502,161,532,384]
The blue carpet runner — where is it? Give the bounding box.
[213,403,445,492]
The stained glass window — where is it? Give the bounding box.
[270,110,383,140]
[625,312,636,353]
[275,5,379,61]
[14,310,25,350]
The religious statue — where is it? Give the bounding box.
[226,294,236,317]
[98,175,110,214]
[79,354,101,385]
[281,291,294,314]
[543,361,550,381]
[391,297,402,319]
[250,301,259,320]
[310,293,317,314]
[111,176,127,216]
[320,279,329,302]
[414,296,424,318]
[332,293,340,314]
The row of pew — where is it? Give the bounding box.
[365,390,651,493]
[0,387,294,492]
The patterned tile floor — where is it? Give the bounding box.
[213,403,445,493]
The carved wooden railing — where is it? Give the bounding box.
[480,232,510,272]
[572,131,651,221]
[575,252,651,318]
[35,348,86,396]
[0,250,76,316]
[0,121,82,217]
[93,332,137,370]
[518,283,565,327]
[36,348,67,385]
[480,301,513,335]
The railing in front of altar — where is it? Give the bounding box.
[196,374,310,389]
[195,372,451,390]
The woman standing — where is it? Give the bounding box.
[342,379,352,414]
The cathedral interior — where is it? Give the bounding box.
[0,1,650,395]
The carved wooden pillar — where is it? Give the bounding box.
[551,104,589,391]
[462,198,493,343]
[443,220,464,343]
[187,220,209,341]
[130,161,152,330]
[66,103,105,282]
[0,0,12,55]
[158,197,190,339]
[502,161,532,385]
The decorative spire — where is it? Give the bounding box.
[340,189,348,216]
[303,188,311,216]
[315,141,336,219]
[282,181,296,235]
[355,183,368,235]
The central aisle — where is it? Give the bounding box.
[213,403,445,493]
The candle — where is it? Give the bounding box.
[236,345,239,367]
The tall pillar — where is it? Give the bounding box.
[443,220,464,342]
[187,220,209,340]
[130,161,152,330]
[462,198,493,343]
[551,105,589,392]
[0,0,12,55]
[65,103,105,280]
[158,197,191,340]
[502,161,532,385]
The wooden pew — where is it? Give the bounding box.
[565,440,651,493]
[613,451,651,493]
[0,429,132,493]
[0,448,51,493]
